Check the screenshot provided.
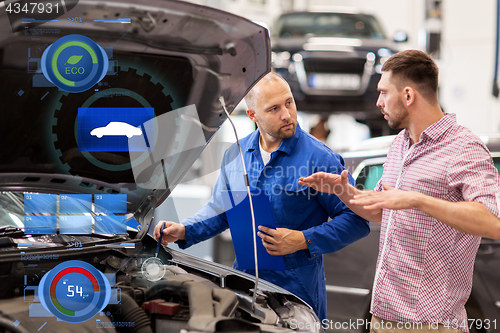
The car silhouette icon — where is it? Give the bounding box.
[90,121,143,138]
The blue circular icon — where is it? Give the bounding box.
[41,35,108,93]
[38,260,111,323]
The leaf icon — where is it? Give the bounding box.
[65,55,83,65]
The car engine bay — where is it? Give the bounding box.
[0,232,320,333]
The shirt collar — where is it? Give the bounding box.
[247,123,302,156]
[404,113,456,143]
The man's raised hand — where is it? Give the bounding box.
[299,169,349,195]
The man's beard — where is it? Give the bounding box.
[385,99,409,129]
[276,120,297,139]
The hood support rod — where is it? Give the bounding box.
[219,96,260,312]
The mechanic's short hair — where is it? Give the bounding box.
[244,72,289,110]
[382,50,439,103]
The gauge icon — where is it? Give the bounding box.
[38,260,111,323]
[141,257,165,281]
[41,34,108,93]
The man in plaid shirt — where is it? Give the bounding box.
[300,50,500,332]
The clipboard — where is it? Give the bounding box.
[222,190,285,270]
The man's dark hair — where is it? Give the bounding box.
[382,50,439,103]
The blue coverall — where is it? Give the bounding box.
[176,124,370,321]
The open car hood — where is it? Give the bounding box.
[0,0,270,239]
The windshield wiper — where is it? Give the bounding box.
[0,226,24,238]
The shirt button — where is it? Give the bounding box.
[308,239,311,243]
[313,254,316,257]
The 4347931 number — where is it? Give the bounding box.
[5,2,59,14]
[442,319,497,331]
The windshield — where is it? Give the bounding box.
[0,192,24,228]
[0,191,132,250]
[274,12,387,39]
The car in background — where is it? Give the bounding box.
[270,10,406,136]
[0,1,322,332]
[322,133,500,333]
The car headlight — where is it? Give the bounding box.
[275,300,322,333]
[272,51,291,68]
[375,48,395,74]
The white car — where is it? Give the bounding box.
[90,121,142,138]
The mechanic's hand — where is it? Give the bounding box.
[350,183,421,211]
[298,169,349,195]
[153,221,186,245]
[257,226,307,256]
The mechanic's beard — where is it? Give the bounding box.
[386,100,409,129]
[277,120,297,139]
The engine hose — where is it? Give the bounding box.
[145,276,240,332]
[106,293,153,333]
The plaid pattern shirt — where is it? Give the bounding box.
[371,113,500,332]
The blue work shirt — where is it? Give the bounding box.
[176,124,370,321]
